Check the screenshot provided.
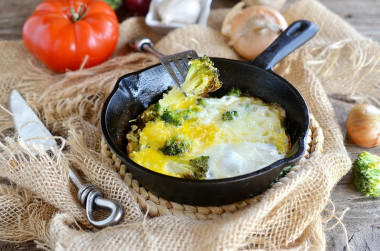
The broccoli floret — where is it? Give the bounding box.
[271,165,292,185]
[160,135,191,156]
[103,0,122,9]
[159,56,222,108]
[182,56,222,94]
[186,156,210,179]
[222,110,239,121]
[160,110,182,126]
[163,156,209,179]
[139,102,162,124]
[353,152,380,198]
[160,108,198,126]
[196,98,206,107]
[227,87,242,97]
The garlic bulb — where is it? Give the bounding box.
[158,0,201,25]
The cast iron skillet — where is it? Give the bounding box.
[101,20,318,206]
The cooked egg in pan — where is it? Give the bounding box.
[127,92,290,179]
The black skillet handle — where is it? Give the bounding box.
[251,20,318,71]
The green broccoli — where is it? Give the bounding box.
[186,156,210,179]
[271,166,292,185]
[222,110,239,121]
[227,87,242,97]
[163,156,209,179]
[353,151,380,198]
[160,108,198,126]
[196,98,206,107]
[159,56,222,108]
[182,56,222,94]
[160,135,191,156]
[160,110,182,126]
[139,102,162,124]
[102,0,122,9]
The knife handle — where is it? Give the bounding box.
[69,166,123,228]
[9,157,123,228]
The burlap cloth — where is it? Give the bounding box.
[1,0,379,249]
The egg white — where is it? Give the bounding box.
[204,142,285,179]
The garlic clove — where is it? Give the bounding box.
[227,5,287,60]
[157,0,201,25]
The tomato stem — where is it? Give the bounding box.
[70,4,88,22]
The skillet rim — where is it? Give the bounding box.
[100,57,310,185]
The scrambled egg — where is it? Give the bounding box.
[128,95,290,179]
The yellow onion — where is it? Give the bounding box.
[345,103,380,148]
[222,4,288,60]
[242,0,287,11]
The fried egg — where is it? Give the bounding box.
[128,94,290,179]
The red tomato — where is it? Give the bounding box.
[23,0,119,73]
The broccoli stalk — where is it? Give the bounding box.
[182,56,222,94]
[353,151,380,198]
[159,56,222,108]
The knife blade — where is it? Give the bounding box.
[9,89,57,151]
[8,89,123,228]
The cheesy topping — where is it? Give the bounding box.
[128,95,290,179]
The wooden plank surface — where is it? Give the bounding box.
[0,0,379,250]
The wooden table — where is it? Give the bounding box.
[1,0,379,250]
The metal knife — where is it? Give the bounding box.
[8,89,123,228]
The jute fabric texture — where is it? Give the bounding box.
[1,0,379,249]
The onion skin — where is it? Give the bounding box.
[345,104,380,148]
[226,5,288,60]
[243,0,287,11]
